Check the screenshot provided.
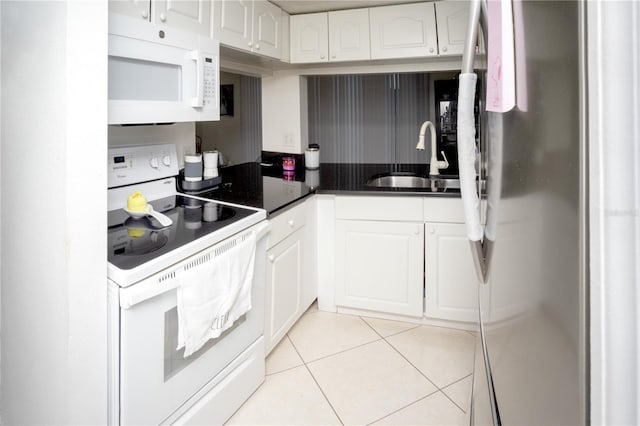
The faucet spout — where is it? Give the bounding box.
[416,121,431,150]
[416,121,449,176]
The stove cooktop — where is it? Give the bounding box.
[108,194,256,271]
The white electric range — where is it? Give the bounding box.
[107,144,268,425]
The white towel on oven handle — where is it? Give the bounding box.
[176,232,256,358]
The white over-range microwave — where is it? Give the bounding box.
[108,15,220,125]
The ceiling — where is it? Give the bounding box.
[271,0,423,15]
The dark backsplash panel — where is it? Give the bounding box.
[307,73,434,165]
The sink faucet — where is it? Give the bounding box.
[416,120,449,176]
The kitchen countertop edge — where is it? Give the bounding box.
[199,162,462,217]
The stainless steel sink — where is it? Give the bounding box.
[430,178,461,189]
[366,172,462,190]
[366,174,432,188]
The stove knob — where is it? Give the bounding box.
[150,157,159,169]
[163,155,171,166]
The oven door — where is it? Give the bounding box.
[108,222,268,425]
[108,14,220,125]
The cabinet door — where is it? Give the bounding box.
[369,2,438,59]
[215,0,253,51]
[328,8,370,62]
[425,222,481,322]
[109,0,151,21]
[153,0,211,36]
[435,1,469,56]
[252,0,282,59]
[290,12,328,63]
[336,220,424,317]
[265,229,304,354]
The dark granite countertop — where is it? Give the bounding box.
[191,163,461,216]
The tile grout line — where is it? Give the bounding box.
[379,327,474,414]
[285,334,345,426]
[293,334,385,365]
[359,316,386,339]
[439,373,474,413]
[364,372,471,424]
[359,316,468,420]
[365,388,444,426]
[380,332,441,390]
[265,362,304,377]
[358,315,425,340]
[283,312,471,422]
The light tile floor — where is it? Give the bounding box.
[227,303,476,425]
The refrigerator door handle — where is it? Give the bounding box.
[458,0,488,284]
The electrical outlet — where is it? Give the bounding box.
[283,133,294,147]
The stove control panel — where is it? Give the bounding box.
[108,144,179,188]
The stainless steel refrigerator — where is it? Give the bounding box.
[456,1,587,424]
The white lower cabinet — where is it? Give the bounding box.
[424,222,480,322]
[264,199,316,355]
[265,229,304,354]
[326,195,483,326]
[335,219,424,317]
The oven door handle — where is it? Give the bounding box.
[119,220,270,309]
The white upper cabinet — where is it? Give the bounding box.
[328,9,371,62]
[152,0,211,36]
[252,0,282,58]
[215,0,252,50]
[290,12,329,63]
[369,2,438,60]
[291,9,370,63]
[109,0,151,21]
[109,0,210,36]
[435,0,469,56]
[288,1,470,64]
[214,0,282,59]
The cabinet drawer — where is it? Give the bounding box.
[335,196,423,221]
[423,197,486,224]
[423,197,465,223]
[268,202,306,249]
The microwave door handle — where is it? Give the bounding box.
[190,50,204,108]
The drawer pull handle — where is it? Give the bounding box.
[288,220,295,227]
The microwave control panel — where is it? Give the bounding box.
[203,55,217,107]
[108,144,179,189]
